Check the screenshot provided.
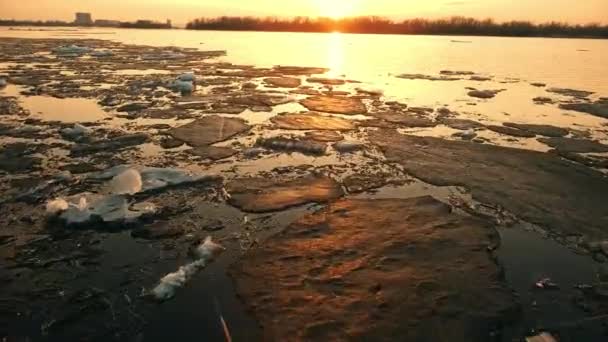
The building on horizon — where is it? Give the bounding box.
[74,12,93,26]
[94,19,121,27]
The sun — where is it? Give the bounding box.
[318,0,358,19]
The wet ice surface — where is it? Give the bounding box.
[2,85,108,123]
[497,227,605,340]
[1,32,608,342]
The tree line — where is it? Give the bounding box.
[186,16,608,38]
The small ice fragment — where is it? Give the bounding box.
[52,44,91,55]
[172,79,194,94]
[109,169,142,195]
[356,87,384,96]
[333,141,364,154]
[60,197,92,224]
[152,259,207,300]
[0,78,6,88]
[46,198,69,214]
[152,236,224,301]
[77,197,88,211]
[452,129,477,140]
[526,332,557,342]
[194,236,226,260]
[90,50,113,57]
[177,72,196,82]
[534,278,559,290]
[61,124,91,138]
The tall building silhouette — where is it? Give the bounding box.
[74,13,93,26]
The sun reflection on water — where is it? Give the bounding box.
[326,32,344,78]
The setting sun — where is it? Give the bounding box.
[318,0,359,18]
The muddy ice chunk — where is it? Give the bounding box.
[242,147,266,158]
[369,130,608,238]
[439,118,483,130]
[306,77,345,85]
[355,86,384,96]
[559,99,608,119]
[369,112,436,128]
[547,87,594,98]
[452,129,477,140]
[533,96,555,104]
[108,169,143,195]
[117,102,151,112]
[270,112,357,131]
[300,96,367,115]
[257,137,327,156]
[396,73,460,81]
[52,44,91,56]
[468,89,503,99]
[70,133,149,155]
[142,52,186,60]
[139,167,210,192]
[538,137,608,153]
[343,173,397,193]
[558,152,608,169]
[169,116,250,147]
[333,141,365,153]
[90,165,132,180]
[470,75,492,81]
[190,146,237,161]
[0,78,6,88]
[264,77,301,88]
[231,197,517,341]
[441,70,475,75]
[486,125,536,138]
[90,50,113,57]
[0,97,29,116]
[0,144,41,173]
[152,236,224,301]
[172,73,197,95]
[227,176,343,213]
[171,79,194,95]
[60,124,92,140]
[177,72,196,82]
[304,131,344,142]
[502,123,569,138]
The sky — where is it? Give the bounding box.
[1,0,606,25]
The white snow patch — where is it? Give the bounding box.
[60,124,91,138]
[45,198,69,214]
[108,168,142,195]
[152,236,225,301]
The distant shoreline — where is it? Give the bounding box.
[2,16,607,39]
[186,16,608,39]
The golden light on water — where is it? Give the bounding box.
[326,32,344,77]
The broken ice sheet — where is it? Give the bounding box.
[90,165,212,193]
[57,193,157,225]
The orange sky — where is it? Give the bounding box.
[1,0,606,25]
